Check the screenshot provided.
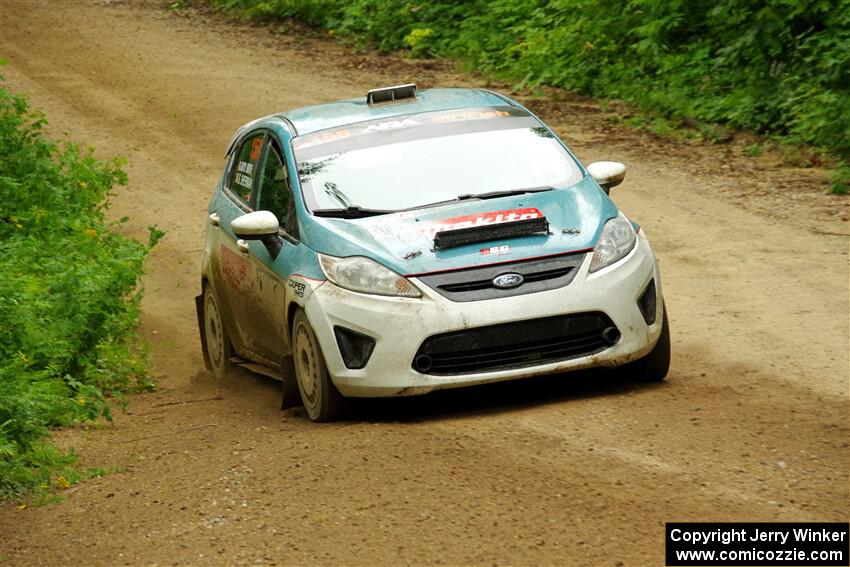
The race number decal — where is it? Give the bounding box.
[249,137,263,161]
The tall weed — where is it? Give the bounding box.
[0,81,158,499]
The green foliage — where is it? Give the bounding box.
[404,28,436,58]
[0,81,158,499]
[744,143,765,158]
[830,162,850,194]
[210,0,850,158]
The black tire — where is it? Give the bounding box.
[280,355,301,410]
[203,284,234,379]
[624,307,670,382]
[291,309,346,422]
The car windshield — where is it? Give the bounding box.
[293,107,583,214]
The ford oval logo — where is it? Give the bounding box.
[492,272,524,289]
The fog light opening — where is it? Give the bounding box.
[333,326,376,370]
[638,279,657,325]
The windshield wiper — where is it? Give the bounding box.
[317,182,394,217]
[312,206,395,219]
[455,186,553,201]
[410,186,554,211]
[324,181,354,208]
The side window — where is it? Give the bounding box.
[256,142,298,237]
[228,132,265,204]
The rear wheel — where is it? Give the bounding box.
[624,307,670,382]
[291,309,346,422]
[203,284,233,379]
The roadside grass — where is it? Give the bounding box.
[0,75,161,501]
[830,164,850,195]
[207,0,850,193]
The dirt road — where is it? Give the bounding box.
[1,1,848,565]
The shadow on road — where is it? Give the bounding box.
[195,359,668,424]
[351,369,666,423]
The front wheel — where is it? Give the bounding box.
[291,309,346,422]
[623,307,670,382]
[203,284,233,379]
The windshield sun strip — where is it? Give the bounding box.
[292,107,534,162]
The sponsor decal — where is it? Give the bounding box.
[364,118,420,133]
[293,128,352,150]
[421,207,543,239]
[480,245,511,256]
[293,108,515,152]
[365,208,544,247]
[429,109,510,123]
[288,279,306,298]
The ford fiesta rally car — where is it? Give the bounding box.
[197,84,670,422]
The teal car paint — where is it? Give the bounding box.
[197,85,671,422]
[299,175,617,276]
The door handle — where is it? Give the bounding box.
[236,239,250,254]
[209,212,220,226]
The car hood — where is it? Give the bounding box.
[299,175,618,276]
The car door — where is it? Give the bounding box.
[209,130,270,362]
[238,134,300,363]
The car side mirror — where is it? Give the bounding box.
[587,161,626,194]
[231,210,283,259]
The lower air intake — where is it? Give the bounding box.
[413,312,617,375]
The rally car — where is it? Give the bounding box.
[197,84,670,422]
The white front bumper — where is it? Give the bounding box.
[305,233,663,397]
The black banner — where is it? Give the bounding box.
[666,523,849,566]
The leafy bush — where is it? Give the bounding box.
[210,0,850,158]
[830,162,850,194]
[0,80,159,499]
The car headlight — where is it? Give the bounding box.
[589,212,637,272]
[318,254,422,298]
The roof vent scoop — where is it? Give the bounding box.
[367,83,417,105]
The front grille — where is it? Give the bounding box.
[413,312,617,375]
[416,253,585,302]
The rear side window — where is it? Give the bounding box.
[228,132,265,204]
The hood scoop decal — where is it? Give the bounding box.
[433,216,550,251]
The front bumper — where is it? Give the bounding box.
[305,232,664,397]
